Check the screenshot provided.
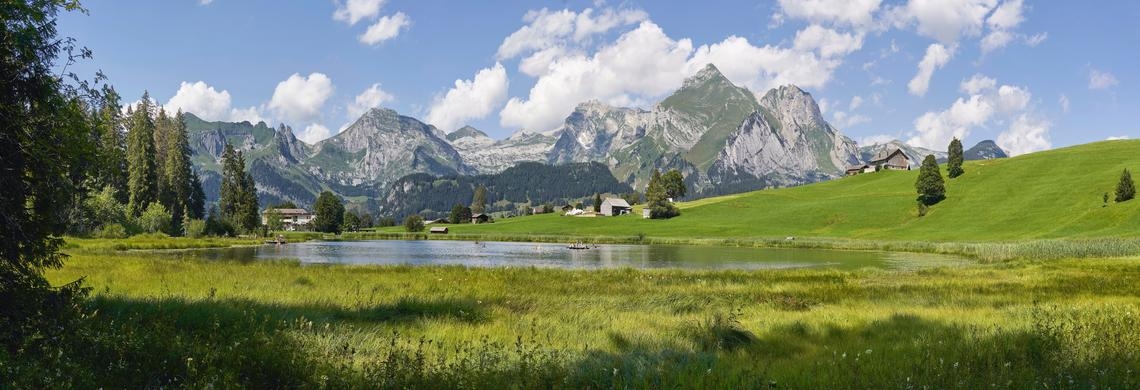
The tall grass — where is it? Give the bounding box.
[24,247,1140,388]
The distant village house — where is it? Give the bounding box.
[262,208,313,231]
[472,213,490,224]
[600,198,632,216]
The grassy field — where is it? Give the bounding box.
[422,140,1140,242]
[30,241,1140,388]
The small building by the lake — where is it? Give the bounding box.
[262,208,313,231]
[429,226,448,234]
[601,198,632,216]
[472,213,490,224]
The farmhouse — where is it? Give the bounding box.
[472,213,490,224]
[869,148,910,170]
[600,198,632,216]
[262,208,312,231]
[845,164,872,176]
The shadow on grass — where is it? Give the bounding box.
[12,297,1139,388]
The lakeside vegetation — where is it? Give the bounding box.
[31,244,1140,388]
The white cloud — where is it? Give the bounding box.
[269,73,334,125]
[908,94,994,149]
[333,0,386,25]
[426,63,510,132]
[860,134,895,146]
[818,98,832,114]
[792,25,864,58]
[199,0,213,5]
[848,95,864,111]
[359,12,410,45]
[832,111,871,129]
[1089,69,1119,90]
[164,81,264,124]
[995,85,1030,113]
[997,114,1050,155]
[500,21,692,131]
[986,0,1023,30]
[1058,94,1070,113]
[298,123,333,144]
[908,43,954,96]
[1024,32,1047,46]
[980,30,1014,53]
[347,83,395,120]
[498,10,864,132]
[776,0,882,29]
[496,7,647,60]
[959,74,996,94]
[1107,135,1130,141]
[889,0,996,44]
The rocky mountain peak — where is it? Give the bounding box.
[965,139,1009,160]
[446,125,490,142]
[683,63,732,89]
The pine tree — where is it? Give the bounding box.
[219,144,259,234]
[947,137,965,179]
[1115,169,1135,202]
[153,107,171,204]
[162,109,193,234]
[915,154,946,206]
[94,85,128,202]
[593,193,602,212]
[126,92,158,217]
[471,184,487,214]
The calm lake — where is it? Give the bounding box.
[192,240,968,271]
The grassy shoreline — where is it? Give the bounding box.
[280,230,1140,262]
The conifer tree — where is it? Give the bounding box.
[162,109,193,234]
[126,92,157,217]
[1116,168,1135,202]
[219,144,260,234]
[947,137,965,179]
[153,107,171,202]
[915,154,946,206]
[94,85,128,202]
[471,184,487,214]
[594,193,602,212]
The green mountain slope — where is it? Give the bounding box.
[661,64,761,172]
[448,140,1140,241]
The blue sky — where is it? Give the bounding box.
[59,0,1137,155]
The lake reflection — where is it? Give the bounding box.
[189,240,968,271]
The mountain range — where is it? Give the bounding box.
[182,64,1006,218]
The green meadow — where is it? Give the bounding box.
[440,140,1140,241]
[23,140,1140,387]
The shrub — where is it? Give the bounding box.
[404,215,425,232]
[184,219,207,238]
[136,203,172,234]
[95,223,128,239]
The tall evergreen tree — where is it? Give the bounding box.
[162,109,194,234]
[471,184,487,214]
[187,169,206,219]
[93,85,128,202]
[218,144,260,234]
[915,154,946,206]
[1115,168,1135,202]
[1,0,100,352]
[947,137,965,179]
[153,107,171,203]
[593,193,602,212]
[126,92,157,217]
